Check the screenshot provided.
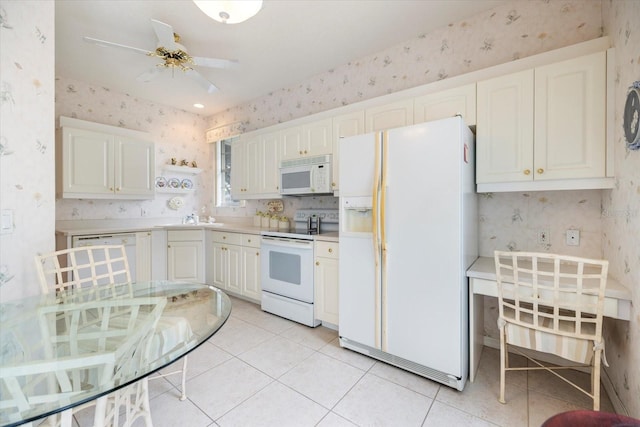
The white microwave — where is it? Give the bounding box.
[280,154,332,195]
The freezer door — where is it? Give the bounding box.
[338,235,379,348]
[338,133,377,197]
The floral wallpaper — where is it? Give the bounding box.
[602,0,640,418]
[207,0,602,134]
[55,77,214,222]
[0,1,55,301]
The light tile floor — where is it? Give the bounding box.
[74,296,615,426]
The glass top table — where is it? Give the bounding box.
[0,281,231,427]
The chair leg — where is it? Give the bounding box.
[592,350,601,411]
[179,356,188,401]
[499,328,506,404]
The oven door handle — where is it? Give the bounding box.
[261,237,314,249]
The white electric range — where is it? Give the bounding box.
[260,209,339,327]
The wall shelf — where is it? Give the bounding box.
[156,188,195,194]
[162,165,203,175]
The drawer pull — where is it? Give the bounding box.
[316,261,320,266]
[328,248,333,253]
[537,168,544,174]
[523,169,531,175]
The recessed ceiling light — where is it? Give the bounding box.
[194,103,205,109]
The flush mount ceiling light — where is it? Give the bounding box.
[193,0,263,24]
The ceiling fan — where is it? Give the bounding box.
[83,19,237,94]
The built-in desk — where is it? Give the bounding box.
[466,256,632,382]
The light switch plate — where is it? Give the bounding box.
[566,229,580,246]
[1,209,14,234]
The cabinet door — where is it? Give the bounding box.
[476,69,534,184]
[414,83,476,126]
[62,128,114,195]
[332,111,365,192]
[230,138,246,198]
[226,244,242,295]
[365,99,414,132]
[244,135,261,195]
[260,131,281,195]
[242,247,261,301]
[534,51,606,180]
[302,118,333,157]
[135,231,152,282]
[115,137,154,197]
[315,256,339,325]
[211,242,227,290]
[167,240,204,282]
[280,126,303,160]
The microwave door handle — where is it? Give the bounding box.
[309,167,315,190]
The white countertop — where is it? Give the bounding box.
[466,256,631,302]
[55,218,340,242]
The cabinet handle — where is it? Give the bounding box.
[110,187,114,191]
[116,187,121,191]
[299,150,303,155]
[167,245,171,248]
[328,248,333,253]
[537,168,544,174]
[304,150,308,154]
[247,238,251,243]
[523,169,531,175]
[223,236,226,239]
[316,261,320,266]
[332,182,336,187]
[256,252,259,256]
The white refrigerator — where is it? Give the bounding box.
[338,116,477,391]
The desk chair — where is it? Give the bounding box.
[494,251,609,411]
[35,245,191,401]
[1,297,164,427]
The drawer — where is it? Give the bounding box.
[242,234,261,248]
[167,229,203,242]
[315,241,338,259]
[211,231,242,245]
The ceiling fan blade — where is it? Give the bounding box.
[192,56,239,69]
[136,68,162,83]
[150,19,177,50]
[83,36,152,55]
[185,69,219,94]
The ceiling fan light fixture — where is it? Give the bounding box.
[193,0,263,24]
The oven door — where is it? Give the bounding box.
[261,236,314,303]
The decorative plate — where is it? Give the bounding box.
[155,177,167,188]
[181,178,193,189]
[168,197,184,210]
[168,178,181,189]
[623,84,640,151]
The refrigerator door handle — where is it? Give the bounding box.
[380,131,389,352]
[373,132,382,349]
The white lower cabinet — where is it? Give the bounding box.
[208,231,261,302]
[314,241,339,326]
[167,230,204,283]
[135,231,152,282]
[241,235,261,302]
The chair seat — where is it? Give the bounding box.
[503,308,596,364]
[150,316,194,360]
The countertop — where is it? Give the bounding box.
[55,218,339,242]
[466,256,631,301]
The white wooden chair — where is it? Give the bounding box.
[35,245,191,401]
[1,297,165,427]
[494,251,609,410]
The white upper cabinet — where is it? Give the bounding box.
[534,51,606,181]
[476,70,534,184]
[58,117,154,199]
[414,83,476,126]
[476,51,611,192]
[259,131,281,196]
[231,131,280,199]
[281,119,333,161]
[332,111,365,193]
[365,99,414,132]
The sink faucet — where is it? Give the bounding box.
[183,213,197,224]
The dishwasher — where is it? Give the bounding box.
[71,233,137,285]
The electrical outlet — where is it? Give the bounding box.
[566,229,580,246]
[537,229,550,245]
